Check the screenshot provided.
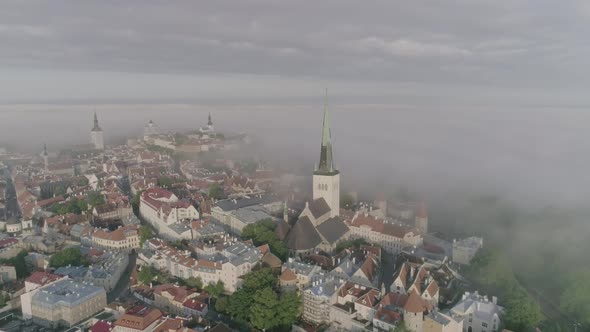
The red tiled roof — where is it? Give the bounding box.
[91,321,114,332]
[350,213,414,238]
[183,299,207,312]
[115,306,163,331]
[26,271,62,286]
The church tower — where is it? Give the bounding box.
[207,113,214,132]
[313,90,340,217]
[42,144,49,171]
[415,201,428,234]
[90,112,104,150]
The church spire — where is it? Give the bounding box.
[315,89,338,175]
[92,112,102,132]
[43,144,48,157]
[208,113,213,126]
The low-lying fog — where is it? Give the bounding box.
[1,103,589,208]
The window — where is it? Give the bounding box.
[482,322,488,328]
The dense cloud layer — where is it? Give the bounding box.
[1,1,590,105]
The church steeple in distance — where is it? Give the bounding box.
[92,112,102,132]
[315,89,338,175]
[208,113,213,126]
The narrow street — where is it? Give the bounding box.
[107,252,137,303]
[1,171,20,220]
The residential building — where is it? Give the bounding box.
[391,262,440,306]
[210,195,281,234]
[21,271,67,319]
[450,291,503,332]
[374,291,434,332]
[31,279,107,328]
[153,284,198,316]
[348,212,422,254]
[141,239,262,293]
[452,237,483,265]
[424,311,464,332]
[92,225,140,251]
[0,265,17,283]
[302,277,345,325]
[113,306,163,332]
[280,258,323,291]
[139,188,199,240]
[54,251,129,292]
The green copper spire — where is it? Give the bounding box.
[92,112,102,131]
[315,89,338,175]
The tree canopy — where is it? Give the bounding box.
[139,226,153,246]
[468,248,543,331]
[138,265,154,285]
[49,248,90,268]
[241,219,288,261]
[208,183,225,200]
[560,269,590,327]
[0,250,29,279]
[51,198,88,215]
[205,280,225,300]
[220,268,300,331]
[184,276,203,290]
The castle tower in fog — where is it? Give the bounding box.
[90,112,104,150]
[312,90,340,217]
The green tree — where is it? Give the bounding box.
[394,322,413,332]
[49,248,90,268]
[215,296,229,313]
[504,288,543,331]
[138,265,154,285]
[77,177,89,186]
[241,219,288,261]
[276,291,301,327]
[208,183,225,200]
[86,191,105,208]
[250,287,279,331]
[132,190,143,215]
[139,226,153,246]
[51,198,88,215]
[242,268,277,291]
[0,250,29,279]
[185,276,203,290]
[55,185,66,196]
[560,269,590,326]
[205,280,225,300]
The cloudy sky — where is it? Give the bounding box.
[2,0,590,107]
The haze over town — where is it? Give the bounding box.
[0,1,589,332]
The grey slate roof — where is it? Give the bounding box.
[286,216,322,251]
[308,198,331,219]
[275,219,290,241]
[316,216,349,244]
[32,279,105,308]
[215,194,276,211]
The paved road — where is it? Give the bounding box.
[2,175,20,220]
[107,252,137,303]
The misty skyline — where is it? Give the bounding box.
[2,1,590,107]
